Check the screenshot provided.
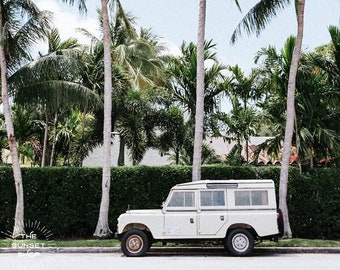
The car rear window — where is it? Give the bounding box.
[234,190,268,206]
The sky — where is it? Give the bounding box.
[34,0,340,74]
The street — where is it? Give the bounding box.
[1,252,339,270]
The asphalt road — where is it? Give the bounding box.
[1,252,340,270]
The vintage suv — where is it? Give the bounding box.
[116,179,283,257]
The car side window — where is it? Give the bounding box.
[235,190,268,206]
[167,191,195,207]
[200,190,225,207]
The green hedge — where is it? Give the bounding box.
[0,165,339,239]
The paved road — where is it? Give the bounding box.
[1,252,340,270]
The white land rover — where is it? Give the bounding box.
[116,179,283,257]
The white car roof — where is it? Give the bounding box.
[171,179,274,190]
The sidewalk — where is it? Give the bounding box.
[0,246,339,254]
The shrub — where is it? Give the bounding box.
[0,166,338,239]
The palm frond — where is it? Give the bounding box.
[61,0,87,15]
[12,80,102,112]
[231,0,292,43]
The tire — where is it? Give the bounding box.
[277,208,284,238]
[225,229,254,256]
[121,229,149,257]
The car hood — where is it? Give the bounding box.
[124,209,163,215]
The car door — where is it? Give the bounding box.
[198,189,228,236]
[163,190,198,238]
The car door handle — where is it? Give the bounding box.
[220,216,224,221]
[190,218,194,223]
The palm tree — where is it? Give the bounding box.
[315,26,340,106]
[0,30,24,238]
[11,105,42,166]
[193,0,241,181]
[213,96,258,165]
[108,7,167,166]
[79,5,167,166]
[254,35,340,170]
[0,0,51,238]
[93,0,113,238]
[61,0,113,238]
[192,0,206,181]
[231,0,305,238]
[113,27,167,166]
[51,109,96,166]
[167,40,226,168]
[226,65,262,162]
[156,106,186,165]
[279,1,305,238]
[44,28,80,166]
[9,47,102,165]
[0,0,49,238]
[254,36,298,161]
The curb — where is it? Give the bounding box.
[0,247,119,254]
[255,247,340,254]
[0,246,339,254]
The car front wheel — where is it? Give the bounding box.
[225,229,254,256]
[121,229,149,257]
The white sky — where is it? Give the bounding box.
[34,0,340,73]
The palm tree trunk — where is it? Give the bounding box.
[50,111,58,166]
[0,6,25,238]
[118,136,125,166]
[192,0,206,181]
[41,112,49,167]
[294,109,302,173]
[175,146,180,165]
[79,110,87,167]
[279,0,305,238]
[94,0,113,238]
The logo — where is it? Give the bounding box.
[1,220,53,249]
[1,220,56,269]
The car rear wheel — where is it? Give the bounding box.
[225,229,254,256]
[121,229,149,257]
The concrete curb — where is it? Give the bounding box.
[0,247,119,254]
[0,246,339,254]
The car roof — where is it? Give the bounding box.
[171,179,274,190]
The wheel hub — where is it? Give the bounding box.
[127,235,143,253]
[232,233,249,252]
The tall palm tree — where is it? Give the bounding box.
[192,0,206,181]
[193,0,241,181]
[232,0,305,237]
[94,0,113,238]
[0,0,51,238]
[62,0,113,238]
[279,1,305,238]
